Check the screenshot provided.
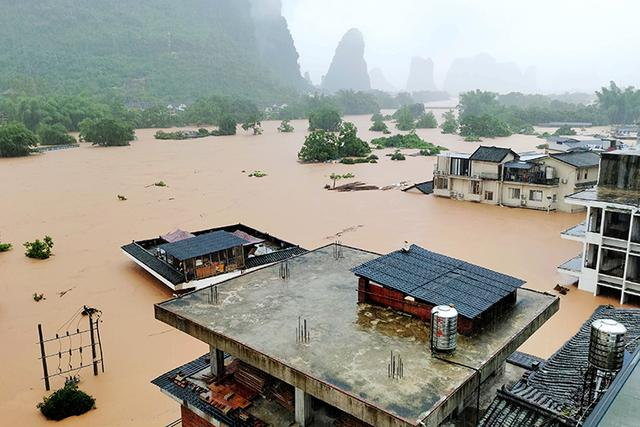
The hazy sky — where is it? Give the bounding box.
[281,0,640,93]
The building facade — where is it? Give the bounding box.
[559,150,640,303]
[433,146,599,213]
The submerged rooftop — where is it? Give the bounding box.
[155,244,558,426]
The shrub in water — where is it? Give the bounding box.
[37,383,95,421]
[24,235,54,259]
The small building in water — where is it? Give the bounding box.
[433,146,599,212]
[122,224,305,292]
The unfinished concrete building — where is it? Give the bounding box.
[152,243,558,427]
[559,149,640,303]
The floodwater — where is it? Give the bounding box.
[0,112,627,426]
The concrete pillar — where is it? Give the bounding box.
[295,387,313,426]
[209,345,225,379]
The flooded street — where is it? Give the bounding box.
[0,113,625,426]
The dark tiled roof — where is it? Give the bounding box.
[470,146,517,163]
[479,306,640,427]
[507,351,546,370]
[351,245,525,319]
[504,161,535,170]
[244,247,307,269]
[550,151,600,168]
[122,243,184,285]
[402,181,434,194]
[151,354,246,427]
[159,231,247,261]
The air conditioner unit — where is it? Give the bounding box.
[458,193,464,199]
[449,191,456,198]
[521,199,527,206]
[561,178,568,184]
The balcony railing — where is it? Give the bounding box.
[503,174,559,186]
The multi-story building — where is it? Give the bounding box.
[433,146,599,213]
[559,149,640,303]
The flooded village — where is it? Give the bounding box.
[0,110,636,426]
[2,1,640,426]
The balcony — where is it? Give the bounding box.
[560,222,586,242]
[503,174,559,186]
[557,254,582,277]
[478,172,499,180]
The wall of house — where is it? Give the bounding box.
[543,158,597,213]
[181,405,224,427]
[358,278,475,335]
[500,183,558,210]
[470,161,499,178]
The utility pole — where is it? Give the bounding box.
[37,324,50,391]
[85,306,99,376]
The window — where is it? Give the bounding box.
[585,244,598,269]
[552,194,557,203]
[435,177,448,190]
[484,191,494,201]
[509,188,521,199]
[470,181,481,195]
[584,170,588,179]
[529,190,543,202]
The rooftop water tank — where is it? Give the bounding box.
[431,305,458,353]
[588,318,626,372]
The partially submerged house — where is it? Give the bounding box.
[545,136,622,154]
[152,243,558,427]
[122,224,305,292]
[433,146,600,212]
[479,305,640,427]
[559,149,640,303]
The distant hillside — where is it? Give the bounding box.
[322,28,370,93]
[444,53,536,94]
[0,0,304,102]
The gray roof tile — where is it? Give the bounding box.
[351,245,525,318]
[159,230,247,261]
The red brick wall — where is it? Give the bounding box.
[358,279,475,335]
[181,405,222,427]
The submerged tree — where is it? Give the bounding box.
[277,120,294,133]
[37,123,76,146]
[241,112,263,135]
[0,122,39,157]
[369,119,389,133]
[24,235,54,259]
[440,110,459,134]
[216,115,237,135]
[37,383,95,421]
[308,105,342,131]
[79,118,134,146]
[415,112,438,129]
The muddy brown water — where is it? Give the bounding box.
[0,114,625,425]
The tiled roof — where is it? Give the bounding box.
[550,151,600,168]
[402,181,434,194]
[151,354,247,427]
[122,243,184,285]
[479,306,640,427]
[159,231,247,261]
[351,245,525,319]
[507,351,546,371]
[470,146,517,163]
[244,247,307,269]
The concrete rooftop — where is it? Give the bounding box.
[155,245,558,427]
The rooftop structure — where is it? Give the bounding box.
[122,224,305,292]
[352,245,524,334]
[479,305,640,427]
[559,149,640,303]
[433,146,599,212]
[154,244,558,427]
[545,136,623,154]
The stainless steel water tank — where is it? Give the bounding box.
[431,305,458,353]
[588,318,626,372]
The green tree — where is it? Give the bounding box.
[338,122,370,157]
[79,118,134,146]
[459,115,512,138]
[395,107,415,131]
[370,112,384,122]
[553,125,577,136]
[369,119,389,133]
[37,383,95,421]
[277,120,294,132]
[329,173,342,189]
[415,112,438,128]
[308,106,342,131]
[0,122,38,157]
[37,123,76,146]
[596,81,640,124]
[24,235,54,259]
[459,90,502,119]
[298,130,339,162]
[241,112,263,135]
[216,115,237,135]
[440,110,459,134]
